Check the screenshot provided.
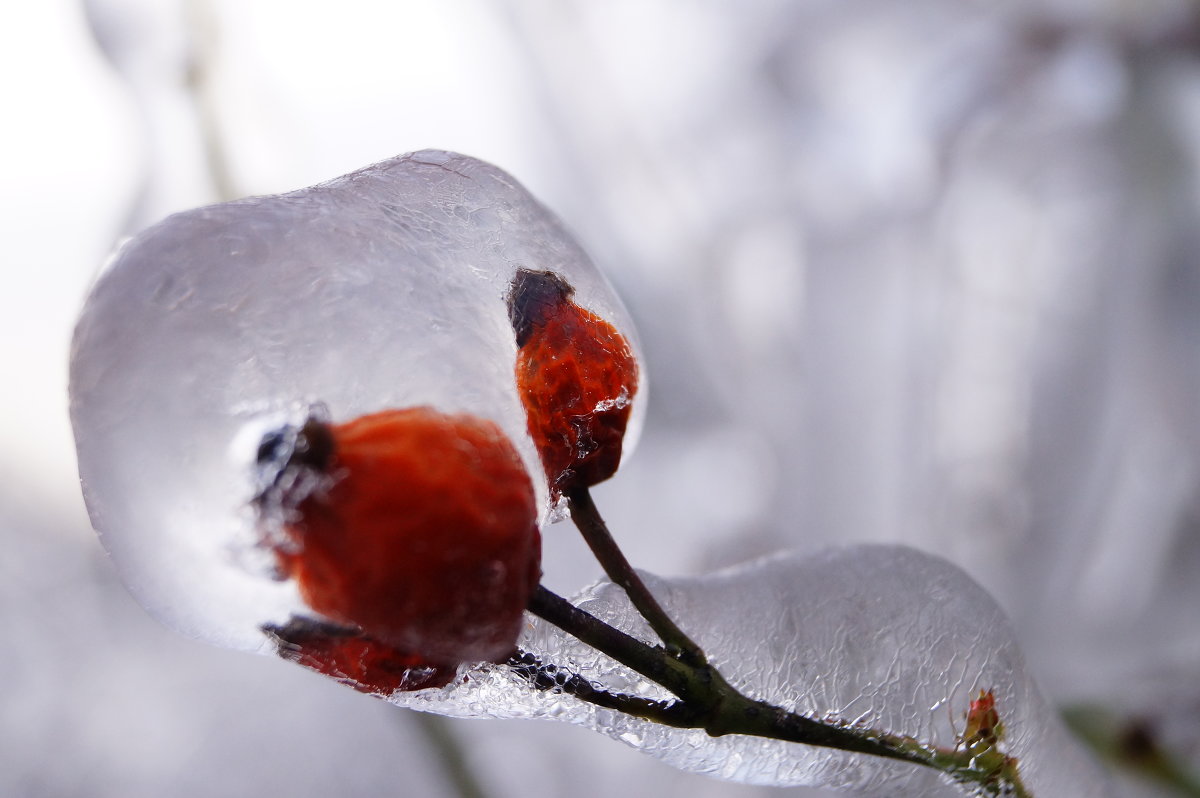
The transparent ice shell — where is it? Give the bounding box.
[69,150,644,652]
[400,545,1114,797]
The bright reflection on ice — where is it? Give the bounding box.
[399,546,1114,797]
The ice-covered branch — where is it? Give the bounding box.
[566,486,706,666]
[68,151,1115,798]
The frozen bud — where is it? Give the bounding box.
[508,268,640,496]
[963,689,1004,748]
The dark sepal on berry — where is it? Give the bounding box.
[506,268,575,347]
[252,412,336,509]
[263,616,457,695]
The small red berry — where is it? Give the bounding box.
[258,407,541,666]
[264,618,456,695]
[507,269,639,496]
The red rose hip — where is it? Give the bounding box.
[257,407,541,666]
[507,269,639,496]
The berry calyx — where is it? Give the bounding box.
[256,407,541,665]
[264,617,456,695]
[507,269,639,496]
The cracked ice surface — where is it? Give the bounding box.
[399,546,1114,797]
[69,150,643,652]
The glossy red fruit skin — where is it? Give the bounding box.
[269,408,541,666]
[264,618,456,695]
[508,270,639,496]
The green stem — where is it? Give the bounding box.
[706,691,932,766]
[566,486,706,666]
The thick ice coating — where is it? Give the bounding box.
[398,546,1114,797]
[69,150,643,651]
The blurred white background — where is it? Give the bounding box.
[3,1,1200,796]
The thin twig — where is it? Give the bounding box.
[527,585,696,699]
[531,500,1035,793]
[525,585,933,767]
[183,0,239,202]
[508,650,703,728]
[566,486,706,665]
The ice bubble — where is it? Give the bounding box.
[69,150,644,651]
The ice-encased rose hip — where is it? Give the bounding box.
[508,269,639,495]
[257,407,542,665]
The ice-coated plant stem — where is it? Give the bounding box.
[507,650,706,728]
[525,513,1037,798]
[524,586,931,765]
[566,486,706,666]
[526,585,700,698]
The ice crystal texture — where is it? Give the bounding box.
[402,545,1113,797]
[69,150,643,651]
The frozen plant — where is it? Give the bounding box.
[70,151,1113,797]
